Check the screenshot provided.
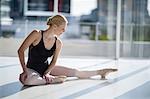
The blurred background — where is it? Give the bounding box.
[0,0,150,59]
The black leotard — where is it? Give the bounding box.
[27,30,57,76]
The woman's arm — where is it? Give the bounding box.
[18,30,39,72]
[44,38,63,74]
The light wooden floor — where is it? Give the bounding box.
[0,57,150,99]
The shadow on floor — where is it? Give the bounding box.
[0,81,31,98]
[0,78,101,98]
[0,78,80,98]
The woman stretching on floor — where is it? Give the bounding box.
[18,14,118,85]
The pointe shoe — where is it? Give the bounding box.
[98,68,118,80]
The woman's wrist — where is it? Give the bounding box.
[23,66,28,73]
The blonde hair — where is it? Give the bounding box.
[47,14,68,26]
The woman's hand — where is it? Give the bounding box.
[19,72,27,84]
[43,73,54,84]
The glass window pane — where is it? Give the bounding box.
[121,0,150,58]
[58,0,70,13]
[28,0,54,11]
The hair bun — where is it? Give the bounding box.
[47,17,53,25]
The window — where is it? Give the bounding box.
[24,0,70,16]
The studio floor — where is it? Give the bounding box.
[0,57,150,99]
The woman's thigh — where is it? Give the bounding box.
[50,65,77,77]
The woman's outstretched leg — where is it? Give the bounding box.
[50,65,118,79]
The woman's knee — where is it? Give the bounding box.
[24,76,46,85]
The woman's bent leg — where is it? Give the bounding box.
[22,69,66,85]
[23,69,46,85]
[24,75,66,85]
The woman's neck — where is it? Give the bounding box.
[44,27,56,38]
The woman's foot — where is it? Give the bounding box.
[98,68,118,80]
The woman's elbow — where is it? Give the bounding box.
[17,48,24,55]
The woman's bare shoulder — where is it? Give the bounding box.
[31,29,40,35]
[27,29,41,38]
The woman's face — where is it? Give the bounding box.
[55,23,67,36]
